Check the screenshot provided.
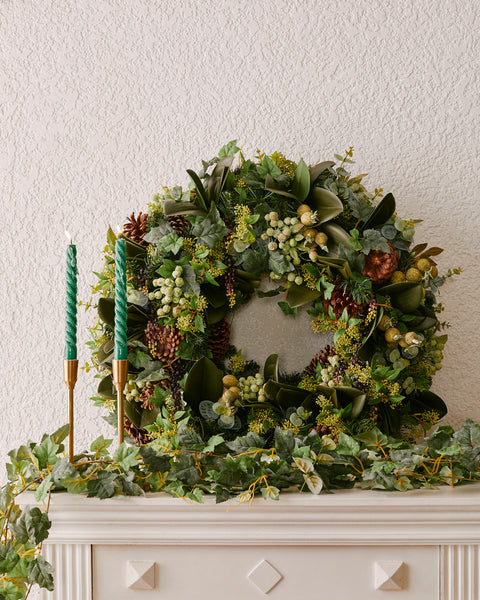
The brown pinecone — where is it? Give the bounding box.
[145,323,184,363]
[124,417,150,445]
[310,424,339,444]
[139,383,155,410]
[362,242,399,284]
[303,345,336,377]
[322,283,367,320]
[167,215,190,236]
[207,318,231,364]
[123,212,148,245]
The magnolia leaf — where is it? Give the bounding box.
[207,157,233,204]
[286,283,321,308]
[264,173,296,198]
[264,354,279,382]
[163,200,207,217]
[308,187,343,224]
[362,192,396,229]
[183,357,223,415]
[309,160,335,184]
[321,221,351,249]
[98,297,115,327]
[125,401,159,429]
[410,390,448,418]
[186,169,208,211]
[97,375,116,400]
[125,238,148,258]
[391,284,424,312]
[292,158,311,203]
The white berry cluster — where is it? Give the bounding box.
[148,266,192,318]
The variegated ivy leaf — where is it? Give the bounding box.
[236,490,253,505]
[292,456,314,474]
[261,485,280,501]
[304,473,323,494]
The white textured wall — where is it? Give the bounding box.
[1,0,480,477]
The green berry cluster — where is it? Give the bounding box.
[238,373,266,402]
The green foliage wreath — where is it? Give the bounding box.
[89,142,460,448]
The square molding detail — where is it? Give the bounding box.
[375,560,407,591]
[247,559,283,594]
[126,560,156,590]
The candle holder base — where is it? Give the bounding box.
[63,359,79,462]
[112,359,128,445]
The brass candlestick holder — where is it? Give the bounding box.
[112,359,128,445]
[63,359,79,462]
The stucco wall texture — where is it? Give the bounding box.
[1,0,480,477]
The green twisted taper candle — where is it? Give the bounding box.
[114,236,128,360]
[64,234,77,360]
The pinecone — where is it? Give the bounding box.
[362,242,399,284]
[167,215,190,236]
[139,383,156,410]
[207,318,231,364]
[124,417,150,446]
[123,212,148,245]
[303,345,336,378]
[322,283,367,320]
[310,424,339,444]
[145,323,184,363]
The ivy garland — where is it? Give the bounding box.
[90,141,459,445]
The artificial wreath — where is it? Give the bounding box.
[89,141,460,447]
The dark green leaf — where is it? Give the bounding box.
[362,192,396,229]
[308,187,343,224]
[264,354,279,382]
[274,428,295,460]
[286,283,321,308]
[183,357,223,415]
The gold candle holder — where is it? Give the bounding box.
[112,359,128,445]
[63,359,79,462]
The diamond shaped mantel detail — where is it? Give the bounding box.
[374,560,407,591]
[247,559,283,594]
[126,560,156,590]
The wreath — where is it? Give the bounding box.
[89,141,459,447]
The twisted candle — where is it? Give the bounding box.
[64,233,77,360]
[114,235,128,360]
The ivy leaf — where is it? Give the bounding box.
[50,457,77,485]
[10,507,51,545]
[33,438,59,469]
[27,555,54,591]
[182,264,200,296]
[191,205,229,248]
[143,221,175,245]
[0,542,20,573]
[157,232,183,255]
[139,446,171,473]
[135,361,167,382]
[336,432,360,456]
[113,444,140,472]
[87,471,117,499]
[0,581,24,600]
[90,435,113,457]
[241,248,268,276]
[453,419,480,447]
[256,156,282,178]
[278,301,297,317]
[261,485,280,501]
[361,229,391,255]
[274,428,295,460]
[128,349,151,369]
[168,455,200,485]
[50,423,71,445]
[34,474,53,502]
[178,426,204,450]
[218,139,240,158]
[269,250,294,276]
[203,434,225,454]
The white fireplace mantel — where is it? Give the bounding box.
[35,485,480,600]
